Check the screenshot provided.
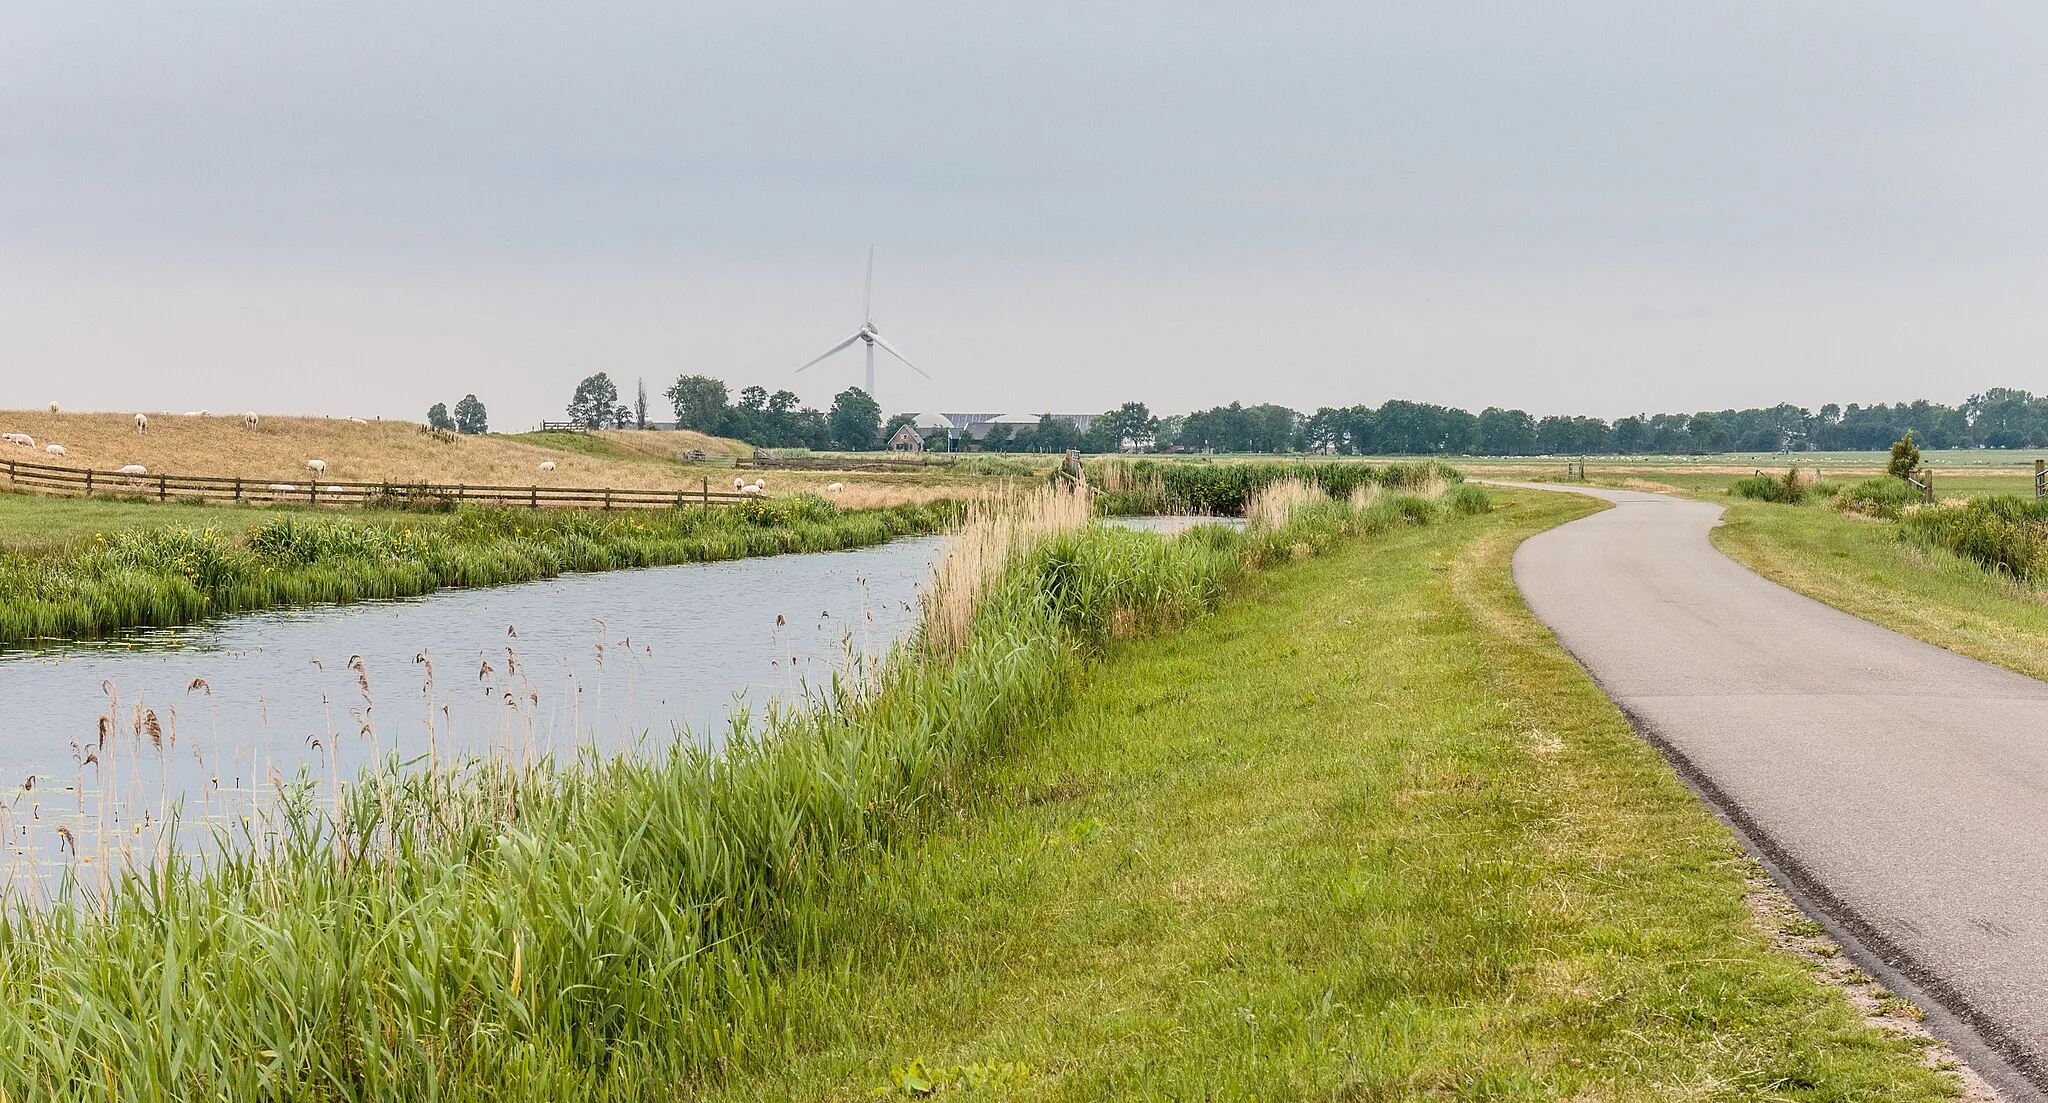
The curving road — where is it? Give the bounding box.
[1507,483,2048,1098]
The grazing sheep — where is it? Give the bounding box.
[183,410,207,417]
[134,413,148,434]
[739,484,762,496]
[826,482,844,493]
[324,485,343,493]
[538,460,556,473]
[0,433,30,447]
[732,477,745,490]
[244,412,259,427]
[306,459,327,476]
[119,464,147,475]
[268,483,296,492]
[751,480,766,492]
[46,402,57,414]
[44,444,64,456]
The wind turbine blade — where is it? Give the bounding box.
[796,331,865,372]
[869,332,929,378]
[864,245,874,323]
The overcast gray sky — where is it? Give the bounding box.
[4,3,2043,427]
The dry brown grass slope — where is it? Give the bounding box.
[0,411,753,490]
[0,411,985,508]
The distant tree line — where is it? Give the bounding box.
[560,372,2048,454]
[1152,387,2048,455]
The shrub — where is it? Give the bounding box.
[1730,469,1809,504]
[1834,477,1923,520]
[1887,431,1922,480]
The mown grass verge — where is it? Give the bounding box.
[1672,468,2048,685]
[695,487,1952,1099]
[0,480,1488,1099]
[0,496,957,647]
[1713,496,2048,684]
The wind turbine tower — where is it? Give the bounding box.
[796,247,928,406]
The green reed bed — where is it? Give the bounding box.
[1087,457,1462,516]
[0,483,1479,1101]
[1899,493,2048,581]
[0,496,957,647]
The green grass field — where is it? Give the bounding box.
[1480,462,2048,693]
[700,489,1954,1100]
[0,491,425,557]
[1712,497,2048,684]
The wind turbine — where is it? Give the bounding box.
[795,247,928,406]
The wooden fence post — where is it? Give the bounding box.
[530,486,538,508]
[158,474,166,502]
[84,470,92,496]
[603,487,612,510]
[702,477,709,511]
[5,460,12,485]
[2036,459,2044,500]
[233,477,242,502]
[309,484,319,506]
[1920,468,1934,505]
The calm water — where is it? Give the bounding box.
[0,537,945,877]
[0,520,1227,884]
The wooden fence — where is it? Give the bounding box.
[0,457,752,512]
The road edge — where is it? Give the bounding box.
[1495,479,2045,1103]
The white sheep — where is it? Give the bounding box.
[244,412,259,427]
[751,480,766,492]
[732,476,745,490]
[826,482,844,493]
[44,444,64,456]
[739,484,762,496]
[46,402,57,414]
[268,483,296,492]
[306,459,327,476]
[324,485,343,493]
[134,413,148,434]
[348,417,368,425]
[119,464,147,475]
[0,433,29,447]
[538,460,556,473]
[183,410,207,417]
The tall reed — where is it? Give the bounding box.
[920,482,1090,657]
[1899,494,2048,580]
[1246,477,1327,532]
[1086,457,1463,517]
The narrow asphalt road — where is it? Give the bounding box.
[1506,483,2048,1097]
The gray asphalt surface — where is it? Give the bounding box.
[1506,483,2048,1095]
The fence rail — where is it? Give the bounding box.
[1,457,752,512]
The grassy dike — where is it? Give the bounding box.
[0,495,957,646]
[708,488,1953,1100]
